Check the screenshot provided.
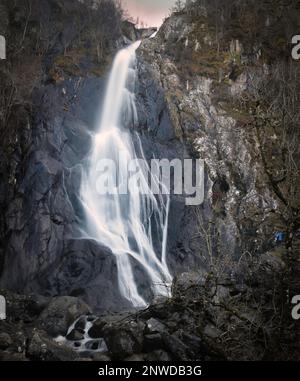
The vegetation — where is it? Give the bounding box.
[162,1,300,359]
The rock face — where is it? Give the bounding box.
[122,21,140,42]
[135,48,207,276]
[136,17,256,271]
[136,2,300,274]
[0,69,133,311]
[121,21,156,42]
[0,0,141,313]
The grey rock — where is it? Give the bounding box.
[88,319,107,339]
[0,289,49,323]
[102,317,145,359]
[104,330,140,359]
[66,329,85,341]
[145,318,166,334]
[163,333,190,361]
[27,331,79,361]
[38,296,91,337]
[172,272,206,298]
[85,340,101,351]
[203,324,222,339]
[74,317,87,331]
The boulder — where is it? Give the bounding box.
[38,296,91,337]
[0,289,49,323]
[121,20,139,42]
[0,333,13,350]
[203,324,222,339]
[88,319,107,339]
[102,319,145,359]
[145,318,166,334]
[144,334,164,352]
[27,331,79,361]
[162,333,190,361]
[66,329,85,341]
[104,330,139,359]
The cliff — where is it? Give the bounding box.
[137,0,300,268]
[0,0,299,361]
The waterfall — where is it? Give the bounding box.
[80,42,172,308]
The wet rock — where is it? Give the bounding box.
[44,239,130,313]
[121,20,139,42]
[66,329,85,341]
[38,296,91,337]
[85,340,101,351]
[140,28,157,39]
[88,319,107,339]
[74,317,87,331]
[145,318,166,334]
[86,315,97,323]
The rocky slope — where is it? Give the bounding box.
[0,250,298,361]
[137,0,300,270]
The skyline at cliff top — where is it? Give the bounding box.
[122,0,176,27]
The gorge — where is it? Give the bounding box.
[0,0,299,361]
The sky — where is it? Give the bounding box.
[122,0,176,28]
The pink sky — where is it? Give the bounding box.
[122,0,176,27]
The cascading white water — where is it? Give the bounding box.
[80,41,172,308]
